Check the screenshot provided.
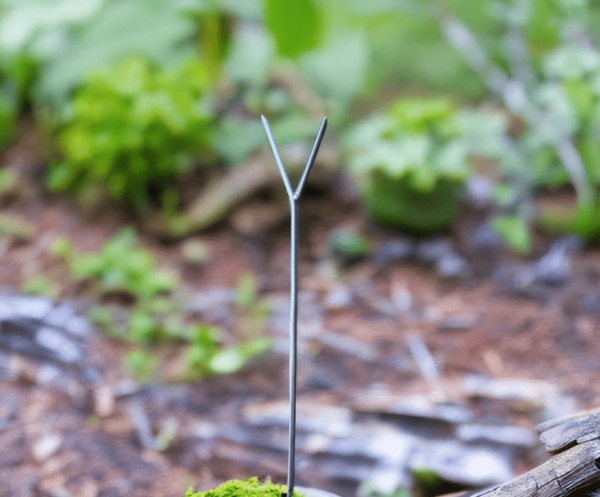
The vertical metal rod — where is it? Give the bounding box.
[287,198,298,497]
[261,115,327,497]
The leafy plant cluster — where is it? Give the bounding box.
[338,0,600,247]
[49,57,213,212]
[441,0,600,248]
[2,0,600,247]
[52,228,270,381]
[344,98,499,233]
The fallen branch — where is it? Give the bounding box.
[439,407,600,497]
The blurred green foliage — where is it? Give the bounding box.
[52,228,271,379]
[345,98,478,233]
[1,0,600,244]
[0,94,14,148]
[264,0,322,58]
[52,227,178,302]
[330,227,370,264]
[49,57,213,211]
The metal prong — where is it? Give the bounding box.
[262,115,327,497]
[261,115,294,200]
[294,117,328,200]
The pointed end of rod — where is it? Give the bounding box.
[317,117,328,141]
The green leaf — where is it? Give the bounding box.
[264,0,322,58]
[299,30,368,102]
[491,215,532,254]
[434,141,469,179]
[234,272,258,308]
[123,348,158,383]
[330,228,369,264]
[224,23,274,88]
[50,56,212,211]
[35,0,197,106]
[211,116,266,163]
[0,0,103,57]
[209,346,246,374]
[129,310,157,342]
[544,44,599,79]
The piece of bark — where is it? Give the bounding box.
[439,439,600,497]
[439,408,600,497]
[536,408,600,456]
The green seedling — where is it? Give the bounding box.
[330,227,369,264]
[52,227,178,302]
[491,215,532,255]
[123,348,159,383]
[185,324,271,380]
[54,229,271,379]
[21,275,60,298]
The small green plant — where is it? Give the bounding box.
[330,227,369,264]
[123,348,159,383]
[54,229,271,379]
[52,227,178,303]
[185,324,271,379]
[21,274,60,298]
[184,477,305,497]
[49,56,213,212]
[440,0,600,244]
[345,98,472,234]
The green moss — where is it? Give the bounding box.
[185,478,305,497]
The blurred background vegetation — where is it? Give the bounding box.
[2,0,600,378]
[3,0,600,240]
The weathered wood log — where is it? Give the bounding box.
[537,408,600,456]
[438,408,600,497]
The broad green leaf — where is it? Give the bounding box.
[456,109,508,157]
[211,116,265,163]
[491,215,531,254]
[264,0,322,58]
[299,30,368,102]
[544,44,599,79]
[36,0,196,106]
[434,141,469,178]
[0,0,103,55]
[209,347,246,374]
[224,23,273,87]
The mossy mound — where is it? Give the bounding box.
[185,477,305,497]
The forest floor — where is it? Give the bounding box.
[1,135,600,497]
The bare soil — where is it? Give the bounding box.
[1,139,600,497]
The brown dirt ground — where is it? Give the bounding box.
[1,136,600,497]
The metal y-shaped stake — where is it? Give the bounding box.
[262,115,327,497]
